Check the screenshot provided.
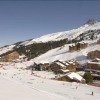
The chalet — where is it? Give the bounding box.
[84,58,100,80]
[69,42,88,52]
[33,63,42,71]
[54,69,70,74]
[0,50,20,62]
[87,50,100,59]
[97,39,100,44]
[57,72,85,83]
[49,60,66,72]
[39,63,50,71]
[92,58,100,62]
[84,58,100,73]
[65,59,80,71]
[27,63,50,71]
[49,60,80,73]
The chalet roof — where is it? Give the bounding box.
[19,55,26,59]
[88,61,100,65]
[69,42,88,47]
[89,50,100,53]
[55,59,78,67]
[59,69,69,73]
[79,41,87,44]
[59,72,83,81]
[92,58,100,62]
[55,62,66,68]
[66,59,76,65]
[77,71,85,76]
[67,72,83,81]
[95,58,100,60]
[59,60,69,65]
[97,39,100,41]
[64,62,69,65]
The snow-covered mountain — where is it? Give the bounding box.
[31,39,100,64]
[0,20,100,65]
[21,22,100,46]
[0,20,100,100]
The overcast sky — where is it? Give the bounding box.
[0,0,100,47]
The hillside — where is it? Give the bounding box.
[21,22,100,46]
[0,20,100,63]
[0,20,100,100]
[31,39,100,65]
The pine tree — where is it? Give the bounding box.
[83,72,93,84]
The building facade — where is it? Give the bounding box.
[0,51,20,62]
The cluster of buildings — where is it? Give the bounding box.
[69,42,88,52]
[84,58,100,71]
[83,39,100,80]
[97,39,100,44]
[0,39,100,83]
[47,60,85,83]
[87,50,100,59]
[0,50,20,62]
[48,60,79,73]
[84,58,100,80]
[0,50,27,62]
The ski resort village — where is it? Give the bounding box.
[0,19,100,100]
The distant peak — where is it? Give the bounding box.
[86,19,97,25]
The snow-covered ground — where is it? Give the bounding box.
[0,22,100,66]
[0,22,100,100]
[32,39,100,64]
[0,45,15,55]
[0,63,100,100]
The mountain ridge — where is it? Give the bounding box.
[0,21,100,64]
[20,21,100,46]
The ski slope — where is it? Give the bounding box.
[0,64,100,100]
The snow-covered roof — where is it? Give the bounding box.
[69,42,88,47]
[56,62,66,68]
[95,58,100,60]
[64,62,69,66]
[67,72,83,81]
[68,61,73,64]
[79,41,88,44]
[19,55,26,58]
[93,58,100,62]
[88,62,100,65]
[77,71,85,76]
[59,69,69,73]
[59,60,69,66]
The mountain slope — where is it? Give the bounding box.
[31,39,100,64]
[21,22,100,46]
[0,21,100,62]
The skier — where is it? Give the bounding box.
[92,91,94,96]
